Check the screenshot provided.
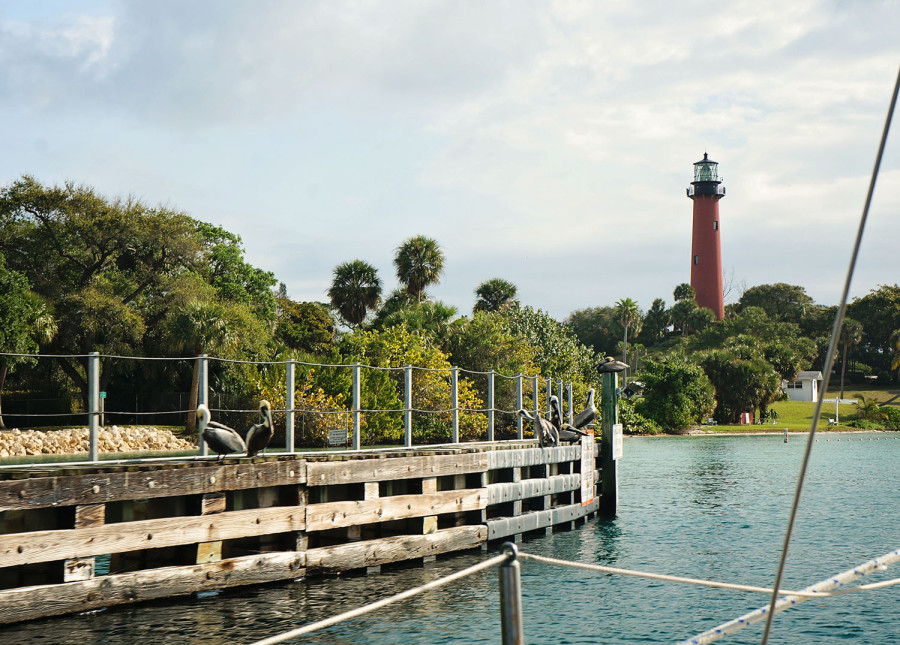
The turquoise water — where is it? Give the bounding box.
[4,433,899,643]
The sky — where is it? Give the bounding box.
[1,0,898,321]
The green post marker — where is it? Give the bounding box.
[599,371,619,516]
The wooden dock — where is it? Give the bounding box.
[0,439,602,624]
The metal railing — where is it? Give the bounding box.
[0,351,589,465]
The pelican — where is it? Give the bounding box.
[197,404,246,460]
[572,388,597,429]
[549,396,588,443]
[597,356,628,373]
[517,408,559,447]
[245,400,274,457]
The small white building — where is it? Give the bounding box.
[782,370,823,402]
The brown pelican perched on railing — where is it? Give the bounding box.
[197,403,246,460]
[549,396,589,443]
[572,388,597,429]
[246,400,274,457]
[517,407,559,447]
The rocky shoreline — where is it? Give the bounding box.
[0,426,195,457]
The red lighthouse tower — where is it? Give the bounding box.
[687,152,725,320]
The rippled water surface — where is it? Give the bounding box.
[4,433,899,644]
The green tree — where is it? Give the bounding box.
[615,298,641,380]
[737,283,814,324]
[671,298,698,335]
[328,259,382,328]
[474,278,518,313]
[274,290,336,355]
[0,257,57,427]
[673,283,695,302]
[639,298,670,346]
[848,284,900,377]
[699,349,780,424]
[565,306,620,356]
[394,235,444,301]
[838,317,864,398]
[635,356,715,431]
[0,176,204,403]
[165,300,234,434]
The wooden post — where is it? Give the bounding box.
[285,360,295,453]
[451,367,459,443]
[88,352,99,462]
[516,375,523,440]
[599,372,619,516]
[196,492,226,564]
[64,503,105,582]
[352,363,361,450]
[422,477,438,560]
[404,365,413,448]
[487,370,495,442]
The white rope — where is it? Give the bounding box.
[245,553,508,645]
[518,553,840,598]
[680,548,900,644]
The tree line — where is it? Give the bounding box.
[1,177,898,439]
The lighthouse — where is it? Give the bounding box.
[686,152,725,320]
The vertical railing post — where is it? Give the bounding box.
[198,354,209,457]
[532,375,540,440]
[88,352,100,463]
[352,363,361,450]
[557,380,564,419]
[546,377,552,415]
[285,360,295,453]
[567,381,574,425]
[487,370,495,442]
[516,375,523,440]
[498,542,524,645]
[451,367,459,444]
[404,365,413,448]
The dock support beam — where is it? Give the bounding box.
[599,371,620,516]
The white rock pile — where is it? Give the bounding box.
[0,426,195,457]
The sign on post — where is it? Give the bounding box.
[612,423,623,460]
[580,429,596,506]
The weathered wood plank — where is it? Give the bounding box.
[305,489,485,532]
[0,460,306,512]
[0,551,306,625]
[1,506,306,567]
[305,526,487,573]
[306,453,489,486]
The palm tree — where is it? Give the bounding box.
[394,235,444,301]
[673,283,696,302]
[839,317,863,398]
[328,260,382,328]
[615,298,641,381]
[167,301,233,434]
[474,278,518,313]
